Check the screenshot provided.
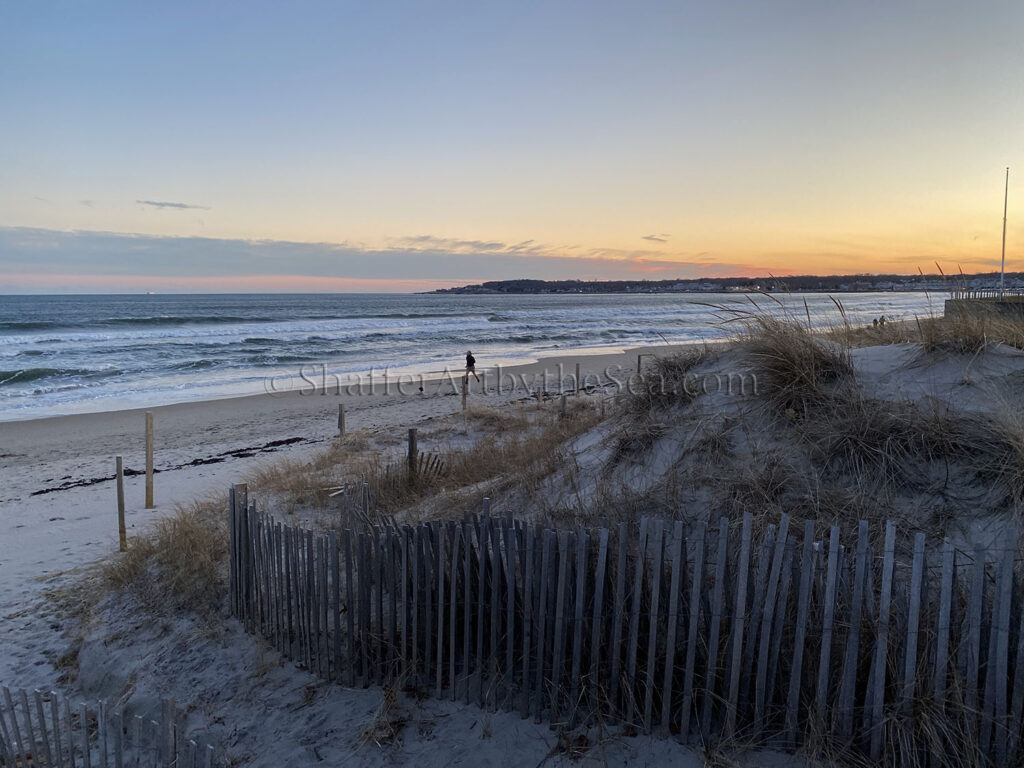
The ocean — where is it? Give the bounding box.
[0,292,936,421]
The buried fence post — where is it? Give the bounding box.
[144,411,155,508]
[462,374,468,411]
[408,428,418,483]
[115,455,127,551]
[575,362,581,395]
[338,404,346,437]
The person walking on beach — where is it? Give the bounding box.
[465,350,480,382]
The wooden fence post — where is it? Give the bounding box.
[338,404,346,437]
[144,411,154,508]
[462,374,468,411]
[115,455,127,551]
[408,428,418,483]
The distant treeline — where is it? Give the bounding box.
[430,272,1024,295]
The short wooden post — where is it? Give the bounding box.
[338,404,346,436]
[559,393,567,417]
[116,456,127,551]
[144,411,154,508]
[575,362,581,395]
[461,375,468,411]
[407,428,418,481]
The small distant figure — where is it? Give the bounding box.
[465,350,480,382]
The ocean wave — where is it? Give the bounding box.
[104,315,275,326]
[0,321,61,332]
[0,367,122,386]
[167,359,218,371]
[244,354,317,365]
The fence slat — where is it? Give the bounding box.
[609,523,629,718]
[754,515,790,734]
[476,518,489,708]
[0,689,17,767]
[551,530,572,720]
[79,703,91,768]
[3,687,29,767]
[534,530,555,723]
[463,520,473,706]
[724,512,753,739]
[570,528,588,725]
[450,524,462,700]
[814,525,841,734]
[386,527,398,681]
[436,524,446,699]
[784,520,815,744]
[839,520,869,741]
[521,523,535,718]
[934,538,955,708]
[590,527,610,717]
[507,524,518,711]
[1009,548,1024,760]
[422,525,435,692]
[488,522,502,712]
[625,518,650,726]
[868,521,896,760]
[65,700,76,768]
[700,518,730,743]
[901,531,926,715]
[964,546,986,736]
[766,533,795,718]
[742,523,775,715]
[660,520,685,737]
[989,537,1016,764]
[677,520,703,738]
[643,520,665,732]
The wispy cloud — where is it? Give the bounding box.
[136,199,210,211]
[80,199,94,208]
[642,233,671,243]
[0,226,770,291]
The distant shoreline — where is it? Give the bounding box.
[427,273,1024,295]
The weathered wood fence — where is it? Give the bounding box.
[0,686,217,767]
[229,484,1024,763]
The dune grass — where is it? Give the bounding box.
[99,495,229,614]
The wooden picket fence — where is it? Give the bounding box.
[229,483,1024,763]
[0,686,217,767]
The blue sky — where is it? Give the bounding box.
[2,0,1023,291]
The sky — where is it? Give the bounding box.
[2,0,1023,293]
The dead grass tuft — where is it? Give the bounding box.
[743,316,854,416]
[620,348,715,414]
[358,685,406,750]
[100,494,228,614]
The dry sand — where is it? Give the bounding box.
[4,343,790,768]
[6,337,1023,765]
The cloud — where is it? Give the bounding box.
[136,199,210,211]
[80,199,94,208]
[0,226,770,292]
[642,233,671,243]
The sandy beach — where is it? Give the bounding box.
[0,344,688,686]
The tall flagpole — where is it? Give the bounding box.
[1001,166,1009,298]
